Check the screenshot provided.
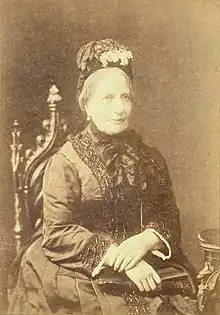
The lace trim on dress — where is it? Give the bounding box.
[78,234,113,275]
[71,131,114,201]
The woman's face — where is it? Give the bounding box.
[85,68,133,135]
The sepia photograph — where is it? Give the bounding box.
[0,1,220,314]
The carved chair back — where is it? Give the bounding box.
[10,85,69,254]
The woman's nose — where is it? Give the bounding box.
[112,98,125,115]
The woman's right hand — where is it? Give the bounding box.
[125,260,161,292]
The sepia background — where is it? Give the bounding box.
[1,0,220,311]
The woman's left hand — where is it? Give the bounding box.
[112,230,162,272]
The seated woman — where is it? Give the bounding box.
[8,39,198,315]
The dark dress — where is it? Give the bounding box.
[8,123,198,315]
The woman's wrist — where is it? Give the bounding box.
[139,229,163,252]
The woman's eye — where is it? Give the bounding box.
[122,94,131,101]
[103,95,114,101]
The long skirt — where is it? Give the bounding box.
[8,237,199,315]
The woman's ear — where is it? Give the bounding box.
[83,103,91,121]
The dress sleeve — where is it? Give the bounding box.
[42,152,113,276]
[142,147,181,259]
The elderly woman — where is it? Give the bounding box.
[8,39,198,315]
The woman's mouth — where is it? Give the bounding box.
[111,118,125,123]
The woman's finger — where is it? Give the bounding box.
[152,271,161,285]
[141,279,151,292]
[146,276,156,291]
[133,279,144,292]
[124,255,141,271]
[118,256,133,272]
[113,253,125,271]
[106,249,119,267]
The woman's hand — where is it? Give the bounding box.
[92,231,162,277]
[112,230,162,272]
[125,259,161,292]
[92,234,147,276]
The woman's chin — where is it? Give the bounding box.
[104,123,128,135]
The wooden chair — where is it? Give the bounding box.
[10,85,69,255]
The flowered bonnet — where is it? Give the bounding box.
[76,39,133,100]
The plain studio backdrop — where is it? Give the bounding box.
[0,1,220,308]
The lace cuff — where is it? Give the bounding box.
[78,234,113,275]
[145,228,171,260]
